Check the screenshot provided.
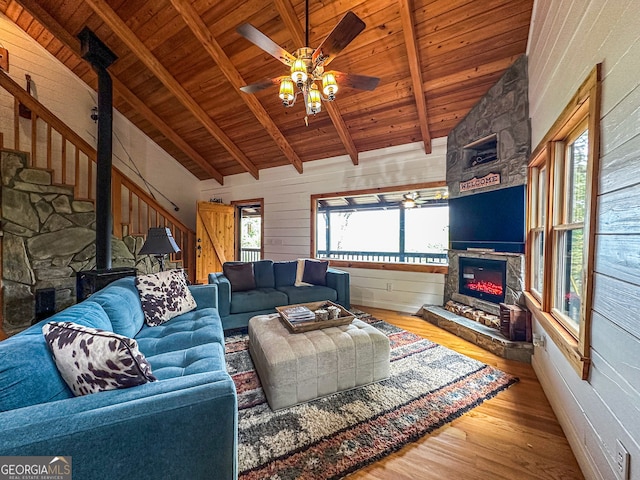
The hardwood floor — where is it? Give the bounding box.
[348,306,584,480]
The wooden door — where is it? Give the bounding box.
[195,202,235,284]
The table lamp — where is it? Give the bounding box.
[139,227,181,271]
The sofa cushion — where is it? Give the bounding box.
[276,285,338,305]
[295,259,329,286]
[253,259,275,288]
[136,308,226,380]
[230,288,289,314]
[43,321,157,396]
[274,261,297,287]
[90,276,145,338]
[0,301,112,412]
[135,269,197,326]
[223,262,256,292]
[302,259,329,286]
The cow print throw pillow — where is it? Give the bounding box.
[135,269,197,326]
[42,321,157,396]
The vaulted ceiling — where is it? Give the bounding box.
[0,0,534,184]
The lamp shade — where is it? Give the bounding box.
[322,72,338,99]
[279,78,295,105]
[290,58,307,85]
[307,84,321,114]
[139,227,181,256]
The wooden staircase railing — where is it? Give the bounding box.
[0,71,195,279]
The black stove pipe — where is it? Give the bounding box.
[79,28,117,270]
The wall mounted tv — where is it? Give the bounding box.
[449,184,526,253]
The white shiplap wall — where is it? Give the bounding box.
[199,138,447,313]
[528,1,640,479]
[0,14,200,228]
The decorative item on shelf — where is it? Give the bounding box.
[139,227,180,271]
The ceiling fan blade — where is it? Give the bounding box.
[240,76,288,94]
[237,23,296,66]
[330,71,380,91]
[312,11,365,67]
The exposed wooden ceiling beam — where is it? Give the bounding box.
[14,0,224,184]
[169,0,303,173]
[273,0,359,165]
[399,0,432,154]
[82,0,260,179]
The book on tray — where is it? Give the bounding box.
[281,305,315,322]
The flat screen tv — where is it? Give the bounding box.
[449,184,526,253]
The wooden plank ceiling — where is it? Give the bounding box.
[0,0,533,184]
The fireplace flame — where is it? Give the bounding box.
[466,280,503,296]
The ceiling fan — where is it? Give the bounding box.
[236,0,380,120]
[402,190,449,208]
[402,192,429,208]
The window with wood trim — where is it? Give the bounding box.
[525,65,601,379]
[529,151,547,301]
[310,183,449,274]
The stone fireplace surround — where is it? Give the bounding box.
[420,55,532,361]
[445,250,525,316]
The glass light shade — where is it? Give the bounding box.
[279,78,295,105]
[322,72,338,99]
[403,198,416,209]
[307,85,322,114]
[290,58,307,85]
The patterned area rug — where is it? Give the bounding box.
[224,313,518,480]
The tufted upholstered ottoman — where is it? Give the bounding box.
[248,314,390,410]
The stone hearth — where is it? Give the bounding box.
[420,305,533,363]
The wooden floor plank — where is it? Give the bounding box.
[347,306,584,480]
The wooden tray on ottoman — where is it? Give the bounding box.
[276,301,355,333]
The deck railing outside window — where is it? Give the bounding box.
[317,250,447,264]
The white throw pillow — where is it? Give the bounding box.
[135,269,197,326]
[43,321,156,396]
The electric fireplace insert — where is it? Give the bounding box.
[458,257,507,304]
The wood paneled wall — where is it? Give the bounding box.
[527,1,640,478]
[199,138,447,313]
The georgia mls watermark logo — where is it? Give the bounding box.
[0,456,71,480]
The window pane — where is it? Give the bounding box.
[315,186,448,264]
[555,227,584,328]
[404,206,449,253]
[329,210,399,252]
[532,229,544,293]
[567,130,589,223]
[537,167,547,226]
[317,213,327,252]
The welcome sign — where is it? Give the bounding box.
[459,172,501,192]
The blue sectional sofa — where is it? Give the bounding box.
[209,260,350,331]
[0,277,237,480]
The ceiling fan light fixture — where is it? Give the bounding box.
[291,58,308,86]
[322,72,338,100]
[403,198,416,209]
[307,84,322,114]
[279,78,295,105]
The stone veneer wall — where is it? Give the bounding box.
[446,54,530,197]
[1,150,158,334]
[445,55,530,309]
